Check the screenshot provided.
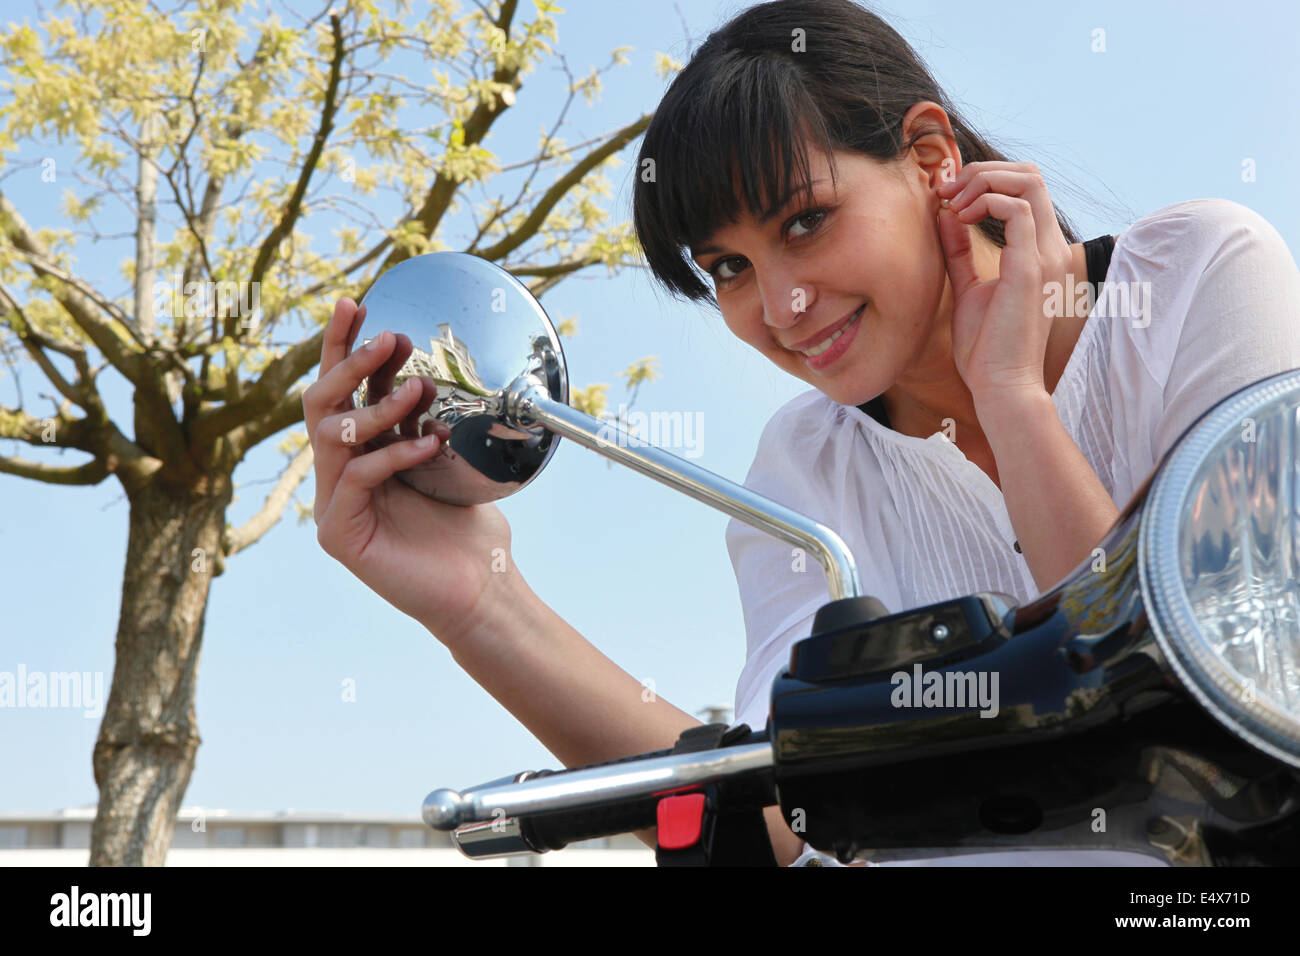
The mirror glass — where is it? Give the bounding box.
[354,251,568,505]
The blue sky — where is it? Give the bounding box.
[2,0,1297,820]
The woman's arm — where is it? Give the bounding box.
[974,387,1119,594]
[442,564,807,865]
[975,200,1300,596]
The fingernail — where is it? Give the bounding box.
[416,433,438,448]
[366,331,387,351]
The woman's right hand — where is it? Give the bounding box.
[303,296,515,645]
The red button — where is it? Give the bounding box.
[657,793,707,849]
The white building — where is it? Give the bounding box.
[0,806,656,866]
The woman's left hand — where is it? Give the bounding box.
[935,161,1074,403]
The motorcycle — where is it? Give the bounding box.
[353,251,1300,867]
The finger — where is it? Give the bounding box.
[324,431,446,531]
[948,169,1038,207]
[321,298,361,379]
[936,160,1036,197]
[345,303,366,354]
[306,298,365,439]
[398,376,439,439]
[423,418,452,441]
[324,376,430,447]
[365,332,414,405]
[314,376,429,508]
[946,168,1059,261]
[937,204,980,298]
[304,329,398,436]
[954,194,1040,284]
[310,344,411,521]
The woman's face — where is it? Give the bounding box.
[691,140,955,409]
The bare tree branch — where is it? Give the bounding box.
[245,13,347,311]
[222,441,313,557]
[0,396,166,489]
[0,453,109,485]
[1,246,141,340]
[158,26,294,347]
[0,404,94,449]
[0,191,201,476]
[462,41,653,260]
[528,272,575,299]
[512,253,604,279]
[229,384,309,458]
[164,36,294,420]
[377,0,523,272]
[0,286,91,409]
[135,110,161,342]
[285,236,393,309]
[468,53,583,253]
[0,286,163,490]
[0,191,147,386]
[190,316,322,445]
[474,113,650,262]
[0,298,86,361]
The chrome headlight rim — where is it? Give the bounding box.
[1138,367,1300,771]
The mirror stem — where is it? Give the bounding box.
[509,379,862,601]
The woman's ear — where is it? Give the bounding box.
[899,101,962,191]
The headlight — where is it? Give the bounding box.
[1140,367,1300,768]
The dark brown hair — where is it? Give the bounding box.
[632,0,1084,308]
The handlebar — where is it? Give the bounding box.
[424,730,774,859]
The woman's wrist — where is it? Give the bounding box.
[423,561,534,658]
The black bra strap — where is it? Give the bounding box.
[859,393,890,427]
[1083,233,1116,292]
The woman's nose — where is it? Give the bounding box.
[759,276,815,331]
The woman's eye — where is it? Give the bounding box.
[787,208,826,238]
[707,208,828,286]
[712,257,746,281]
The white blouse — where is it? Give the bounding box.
[722,198,1300,866]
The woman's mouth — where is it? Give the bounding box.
[800,304,864,371]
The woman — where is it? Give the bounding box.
[304,0,1300,866]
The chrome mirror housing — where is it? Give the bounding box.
[354,251,567,505]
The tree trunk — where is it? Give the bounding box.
[89,474,232,866]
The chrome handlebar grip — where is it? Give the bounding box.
[424,742,774,834]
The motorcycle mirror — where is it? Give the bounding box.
[353,251,864,601]
[354,251,568,506]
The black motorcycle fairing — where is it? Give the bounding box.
[768,450,1300,865]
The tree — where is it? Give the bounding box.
[0,0,664,865]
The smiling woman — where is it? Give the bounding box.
[631,0,1101,440]
[630,0,1300,867]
